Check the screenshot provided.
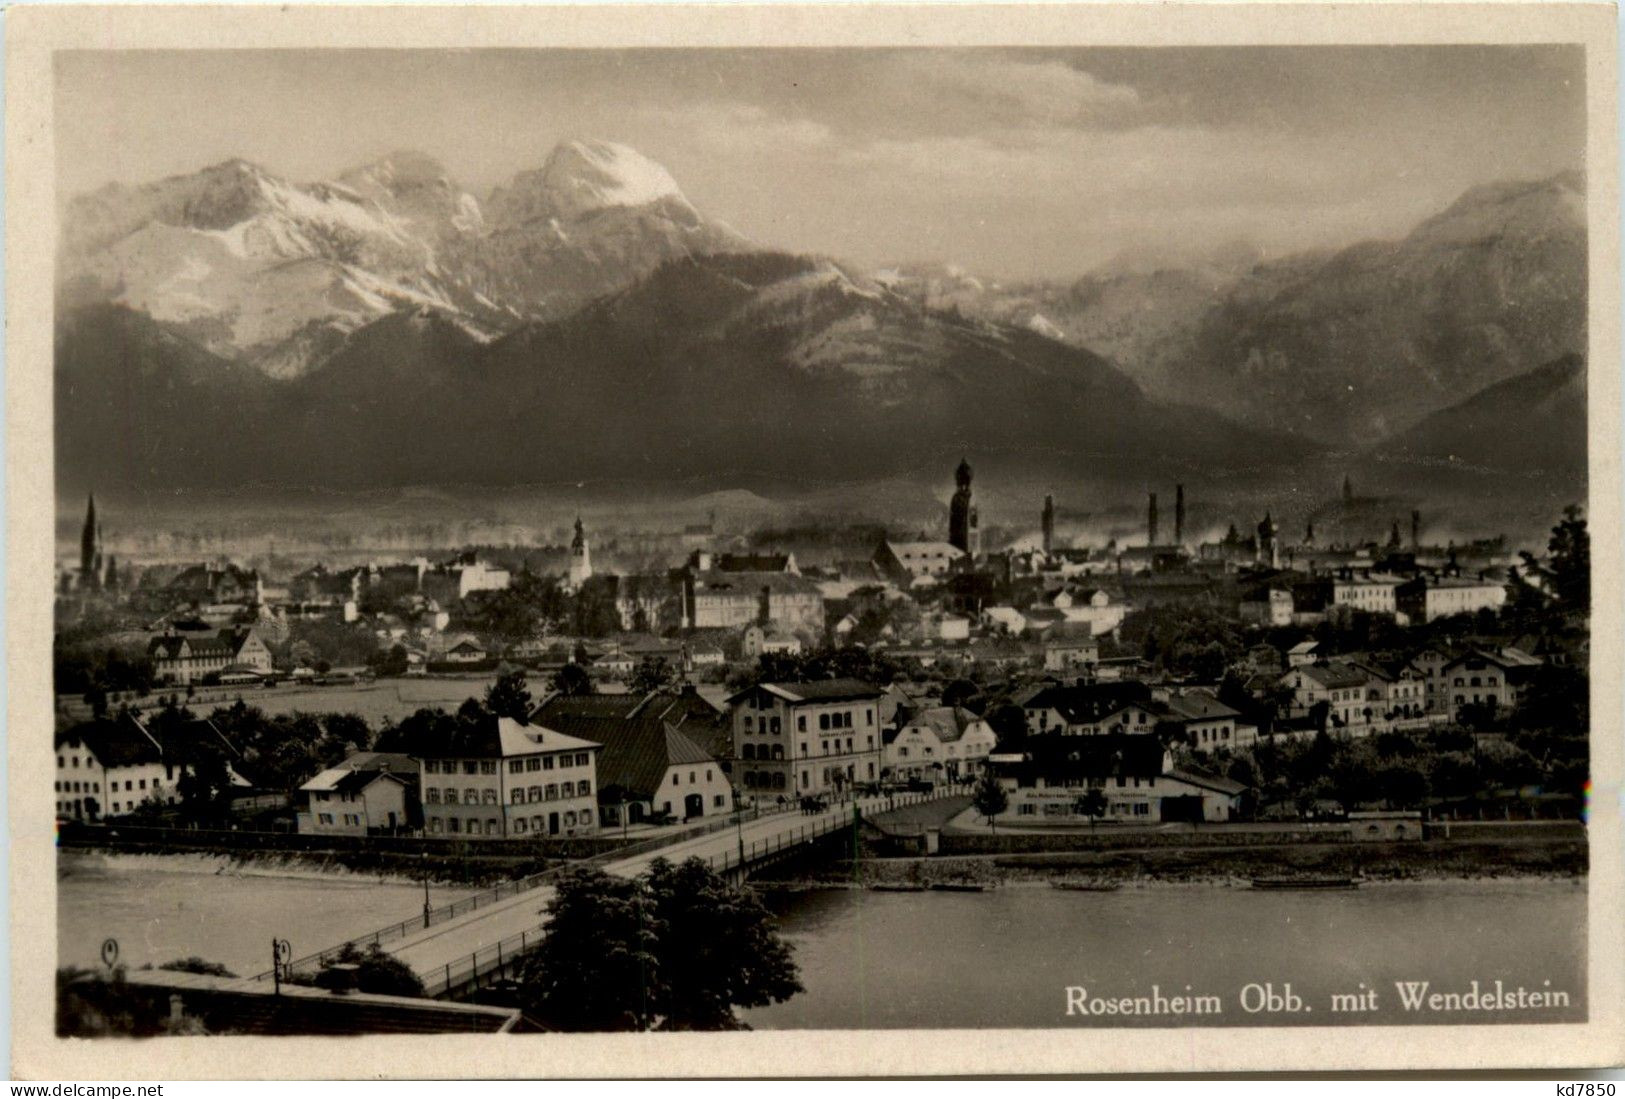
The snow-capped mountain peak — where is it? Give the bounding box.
[538,139,688,219]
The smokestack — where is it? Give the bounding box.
[1148,492,1159,547]
[1411,510,1421,550]
[1174,484,1186,547]
[1041,495,1055,556]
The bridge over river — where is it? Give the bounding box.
[256,790,957,998]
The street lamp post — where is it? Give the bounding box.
[422,850,432,929]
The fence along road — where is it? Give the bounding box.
[367,791,938,996]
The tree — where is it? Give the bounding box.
[175,743,234,824]
[301,943,425,998]
[645,857,802,1030]
[983,702,1027,748]
[629,657,677,695]
[971,769,1009,831]
[551,663,594,697]
[1520,505,1590,614]
[940,679,981,710]
[158,957,235,978]
[485,669,534,721]
[368,643,410,678]
[520,867,664,1031]
[1073,787,1108,831]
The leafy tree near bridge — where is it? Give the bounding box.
[971,768,1008,832]
[645,856,802,1030]
[519,867,664,1031]
[518,859,801,1031]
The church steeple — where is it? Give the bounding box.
[949,458,978,556]
[80,493,104,588]
[568,516,592,589]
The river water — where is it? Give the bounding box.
[57,852,461,978]
[746,880,1587,1028]
[58,854,1585,1028]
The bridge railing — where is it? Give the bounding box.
[420,801,883,998]
[253,802,808,981]
[280,789,956,990]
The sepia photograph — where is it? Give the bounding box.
[8,1,1622,1078]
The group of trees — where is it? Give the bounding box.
[520,857,801,1030]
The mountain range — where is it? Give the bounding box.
[881,172,1586,446]
[56,142,1587,502]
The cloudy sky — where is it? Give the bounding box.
[57,47,1585,278]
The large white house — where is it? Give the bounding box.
[534,688,734,826]
[883,705,998,783]
[147,627,274,685]
[419,716,601,839]
[298,751,419,835]
[55,714,244,820]
[989,734,1245,824]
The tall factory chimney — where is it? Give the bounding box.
[1148,492,1159,547]
[1174,484,1186,547]
[1411,510,1421,550]
[1041,495,1055,556]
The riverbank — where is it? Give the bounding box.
[57,846,550,888]
[759,835,1587,889]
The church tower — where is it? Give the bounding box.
[948,458,979,557]
[1256,512,1279,569]
[80,494,104,589]
[568,517,593,589]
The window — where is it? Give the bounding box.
[689,771,696,783]
[481,761,497,775]
[461,761,478,775]
[465,788,479,804]
[318,813,334,825]
[866,708,874,726]
[527,758,541,772]
[509,760,524,774]
[706,770,712,782]
[577,753,590,767]
[543,756,555,771]
[488,818,499,835]
[565,812,577,827]
[515,817,528,834]
[511,789,526,804]
[797,716,806,732]
[139,779,146,790]
[425,760,440,773]
[546,784,558,800]
[444,789,459,805]
[1117,777,1126,788]
[467,820,482,836]
[427,788,440,804]
[672,772,681,786]
[714,795,726,807]
[448,818,461,834]
[819,714,830,731]
[57,757,63,769]
[482,789,498,805]
[743,744,756,760]
[772,745,783,760]
[579,780,591,796]
[529,786,542,801]
[769,719,780,735]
